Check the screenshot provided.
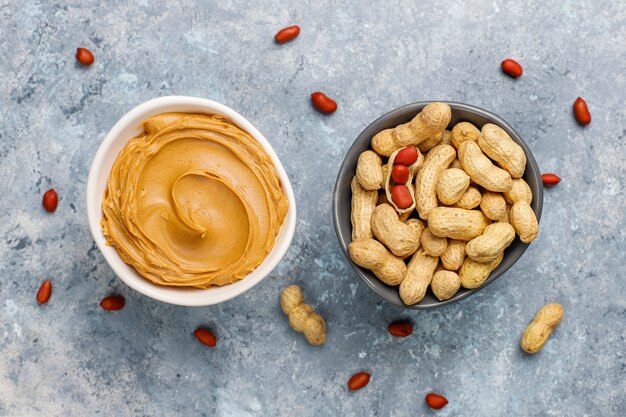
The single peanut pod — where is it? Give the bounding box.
[417,131,444,153]
[503,178,533,204]
[428,207,490,241]
[436,168,470,205]
[414,144,456,219]
[281,285,326,346]
[420,227,448,257]
[441,239,466,271]
[348,239,407,286]
[477,124,527,178]
[441,129,452,145]
[371,128,400,157]
[392,102,451,147]
[453,186,481,209]
[431,270,461,301]
[458,141,513,192]
[351,177,377,240]
[451,121,480,149]
[466,222,515,262]
[458,253,503,289]
[371,204,421,257]
[521,303,563,354]
[480,191,507,221]
[510,202,539,243]
[399,249,439,305]
[356,151,383,191]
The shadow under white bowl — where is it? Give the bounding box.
[86,96,297,306]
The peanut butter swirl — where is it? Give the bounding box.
[101,112,288,288]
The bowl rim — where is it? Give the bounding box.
[332,101,543,310]
[86,95,297,306]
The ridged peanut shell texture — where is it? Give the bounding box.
[371,204,422,257]
[431,270,461,301]
[420,227,448,257]
[466,222,515,263]
[454,186,481,209]
[348,239,407,286]
[478,123,527,179]
[504,178,533,204]
[480,191,507,221]
[428,207,491,241]
[437,168,470,205]
[395,102,451,146]
[458,253,503,289]
[521,303,563,354]
[351,176,377,240]
[281,285,326,346]
[414,144,457,219]
[399,249,439,305]
[451,121,480,149]
[510,202,539,243]
[371,103,451,156]
[441,239,467,271]
[356,150,383,190]
[459,141,513,192]
[371,128,398,157]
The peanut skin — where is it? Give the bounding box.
[371,204,421,257]
[431,270,461,301]
[348,239,407,286]
[351,176,377,240]
[466,222,515,263]
[478,124,526,179]
[399,249,439,305]
[437,168,470,205]
[384,147,423,214]
[458,253,503,289]
[428,207,491,241]
[356,150,383,190]
[458,141,513,192]
[281,285,326,346]
[521,303,563,354]
[414,144,457,219]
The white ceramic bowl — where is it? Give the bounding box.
[87,96,297,306]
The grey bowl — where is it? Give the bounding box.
[332,102,543,309]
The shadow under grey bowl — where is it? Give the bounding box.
[332,102,543,309]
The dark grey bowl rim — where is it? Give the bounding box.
[332,101,543,310]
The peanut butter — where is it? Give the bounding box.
[101,112,288,288]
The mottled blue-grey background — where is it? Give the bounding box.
[1,0,624,416]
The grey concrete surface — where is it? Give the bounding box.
[0,0,624,416]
